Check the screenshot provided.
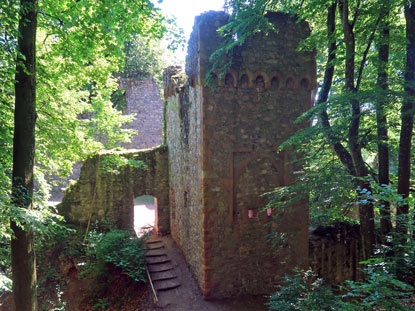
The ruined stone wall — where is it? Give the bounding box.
[309,223,364,284]
[164,67,205,286]
[58,146,170,235]
[119,71,164,149]
[165,11,315,299]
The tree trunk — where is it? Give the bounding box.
[11,0,38,310]
[339,0,375,259]
[318,2,356,175]
[397,0,415,232]
[376,2,392,238]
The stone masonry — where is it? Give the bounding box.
[164,11,315,298]
[59,147,170,235]
[119,71,164,149]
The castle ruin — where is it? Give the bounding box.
[59,11,316,299]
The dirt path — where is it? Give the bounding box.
[147,235,267,311]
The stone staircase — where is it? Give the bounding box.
[146,240,181,293]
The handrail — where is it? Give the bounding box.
[146,265,158,303]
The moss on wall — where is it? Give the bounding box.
[58,146,170,234]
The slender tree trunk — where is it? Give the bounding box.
[339,0,375,259]
[397,0,415,233]
[11,0,38,310]
[318,2,356,175]
[376,3,392,238]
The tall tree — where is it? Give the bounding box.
[338,0,375,258]
[397,0,415,232]
[11,0,38,309]
[376,0,392,237]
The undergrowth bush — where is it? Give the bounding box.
[268,268,415,311]
[267,269,342,311]
[0,220,148,310]
[83,229,147,283]
[35,225,84,310]
[341,263,414,311]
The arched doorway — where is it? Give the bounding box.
[133,195,156,236]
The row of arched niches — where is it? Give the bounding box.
[164,71,314,97]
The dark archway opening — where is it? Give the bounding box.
[133,195,156,236]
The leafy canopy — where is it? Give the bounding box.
[0,0,181,288]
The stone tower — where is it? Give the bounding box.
[164,11,315,298]
[119,71,163,149]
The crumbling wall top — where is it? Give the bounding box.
[118,71,153,89]
[163,66,188,99]
[185,11,228,80]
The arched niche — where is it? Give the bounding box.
[238,71,253,88]
[253,72,270,90]
[222,71,237,87]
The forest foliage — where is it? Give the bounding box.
[0,0,181,307]
[0,0,179,236]
[216,0,415,308]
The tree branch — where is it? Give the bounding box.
[351,0,361,28]
[356,15,381,91]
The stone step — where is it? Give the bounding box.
[145,245,165,251]
[146,250,167,257]
[146,255,170,265]
[150,270,177,282]
[146,240,163,245]
[154,279,181,291]
[148,263,174,273]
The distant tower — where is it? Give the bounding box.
[119,71,163,149]
[164,11,316,298]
